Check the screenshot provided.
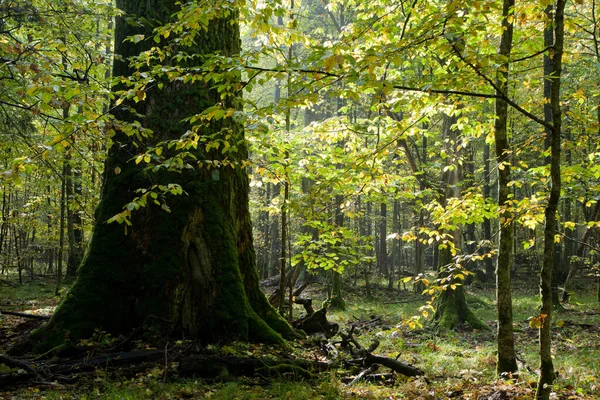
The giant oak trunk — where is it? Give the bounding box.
[20,0,295,354]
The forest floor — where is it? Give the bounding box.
[1,278,599,399]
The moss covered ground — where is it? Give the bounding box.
[1,279,599,399]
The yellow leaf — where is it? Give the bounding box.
[114,166,121,175]
[136,90,146,102]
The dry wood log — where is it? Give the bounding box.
[294,298,314,316]
[319,340,338,359]
[268,277,318,308]
[338,328,424,378]
[348,364,378,385]
[292,306,338,337]
[364,353,424,377]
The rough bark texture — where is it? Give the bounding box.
[537,1,566,398]
[17,0,294,355]
[494,0,518,376]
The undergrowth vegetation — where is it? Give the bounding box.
[1,280,599,399]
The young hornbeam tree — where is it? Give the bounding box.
[494,0,518,377]
[16,0,296,354]
[537,0,566,398]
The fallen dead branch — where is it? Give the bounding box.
[338,327,425,382]
[0,279,17,288]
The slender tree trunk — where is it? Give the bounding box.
[56,166,66,296]
[537,1,566,397]
[482,142,494,280]
[561,132,574,294]
[13,228,22,285]
[494,0,518,376]
[45,185,54,275]
[65,156,77,278]
[390,199,400,289]
[541,9,563,310]
[365,200,373,299]
[279,180,288,315]
[414,134,427,293]
[255,176,268,278]
[0,188,7,275]
[330,195,346,310]
[378,201,388,277]
[66,149,84,278]
[269,183,281,277]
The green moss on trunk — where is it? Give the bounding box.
[330,271,345,311]
[14,0,293,355]
[434,285,490,331]
[434,247,489,332]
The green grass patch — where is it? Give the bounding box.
[2,284,600,399]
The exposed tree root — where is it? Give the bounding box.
[179,355,331,380]
[0,310,50,320]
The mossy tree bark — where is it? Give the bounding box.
[20,0,295,354]
[493,0,518,376]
